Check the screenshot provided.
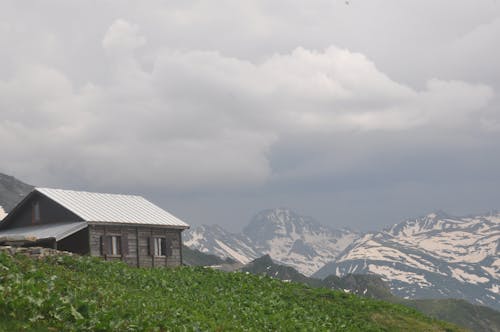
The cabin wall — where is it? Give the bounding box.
[88,224,183,268]
[57,228,89,255]
[0,192,83,229]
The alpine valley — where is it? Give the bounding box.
[185,208,500,311]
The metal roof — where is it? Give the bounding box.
[0,222,87,242]
[35,188,190,228]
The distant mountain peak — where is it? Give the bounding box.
[185,207,360,276]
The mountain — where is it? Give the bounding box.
[241,254,323,287]
[243,208,360,275]
[181,245,238,268]
[183,224,260,264]
[0,173,33,218]
[241,254,393,299]
[314,211,500,311]
[183,208,359,275]
[243,255,500,332]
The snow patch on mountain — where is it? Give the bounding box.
[185,208,500,310]
[0,206,7,221]
[315,211,500,310]
[214,239,252,264]
[368,264,431,286]
[241,208,359,275]
[183,224,260,264]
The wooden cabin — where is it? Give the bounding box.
[0,188,190,267]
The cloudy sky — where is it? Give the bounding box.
[1,0,500,231]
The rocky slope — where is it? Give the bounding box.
[241,254,394,299]
[314,211,500,310]
[184,208,359,275]
[184,224,260,264]
[0,173,33,219]
[181,245,237,267]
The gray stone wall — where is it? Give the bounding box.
[0,245,73,258]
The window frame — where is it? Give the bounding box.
[153,237,166,257]
[110,235,121,256]
[101,235,122,256]
[32,201,40,224]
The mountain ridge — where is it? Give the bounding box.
[184,207,360,275]
[0,172,33,219]
[314,212,500,310]
[185,207,500,311]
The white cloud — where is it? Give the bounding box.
[0,28,494,192]
[102,19,146,55]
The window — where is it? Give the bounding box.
[110,236,121,256]
[150,237,172,257]
[101,235,127,256]
[154,237,166,256]
[32,201,40,224]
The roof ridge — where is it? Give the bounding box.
[35,187,143,198]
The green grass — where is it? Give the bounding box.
[400,298,500,332]
[0,252,464,331]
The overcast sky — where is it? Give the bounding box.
[1,1,500,231]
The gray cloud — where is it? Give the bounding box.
[1,1,500,229]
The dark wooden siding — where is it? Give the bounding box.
[0,191,83,229]
[58,228,89,255]
[88,224,183,268]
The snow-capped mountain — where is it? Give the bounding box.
[243,208,359,275]
[183,224,260,264]
[183,208,360,275]
[314,211,500,310]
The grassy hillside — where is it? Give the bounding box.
[401,299,500,332]
[0,252,463,331]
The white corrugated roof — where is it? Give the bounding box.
[0,222,87,241]
[35,188,189,228]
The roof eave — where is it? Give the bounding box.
[87,221,190,230]
[0,189,37,229]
